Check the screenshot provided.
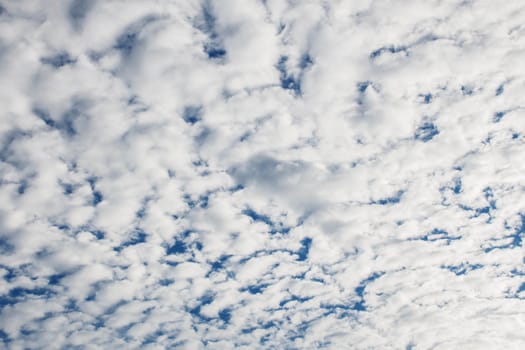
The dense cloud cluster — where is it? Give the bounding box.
[1,0,525,349]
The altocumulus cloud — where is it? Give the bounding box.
[1,0,525,349]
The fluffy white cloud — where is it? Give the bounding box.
[0,0,524,349]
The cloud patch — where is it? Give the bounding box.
[1,0,525,349]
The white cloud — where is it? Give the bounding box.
[1,0,525,348]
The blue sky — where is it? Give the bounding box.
[0,0,525,349]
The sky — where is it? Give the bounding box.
[0,0,525,349]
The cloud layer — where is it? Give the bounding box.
[1,0,525,349]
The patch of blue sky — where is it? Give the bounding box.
[187,292,215,322]
[32,103,86,137]
[460,85,474,96]
[240,282,269,295]
[296,237,312,261]
[166,239,187,255]
[371,190,404,205]
[458,203,494,222]
[441,262,484,275]
[40,52,76,68]
[92,190,103,206]
[495,84,504,96]
[182,105,203,125]
[196,4,227,60]
[353,272,385,311]
[483,232,523,253]
[483,187,497,209]
[369,45,408,59]
[493,111,506,122]
[0,265,17,282]
[1,287,55,309]
[32,107,55,128]
[415,122,439,142]
[452,177,462,194]
[91,229,105,240]
[115,30,139,56]
[418,93,433,104]
[204,44,227,59]
[279,295,313,308]
[218,308,232,323]
[242,208,273,226]
[114,229,147,251]
[61,182,75,195]
[414,228,462,244]
[48,272,69,285]
[299,53,314,69]
[242,207,291,234]
[209,254,230,271]
[277,56,301,95]
[114,15,158,57]
[357,81,371,93]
